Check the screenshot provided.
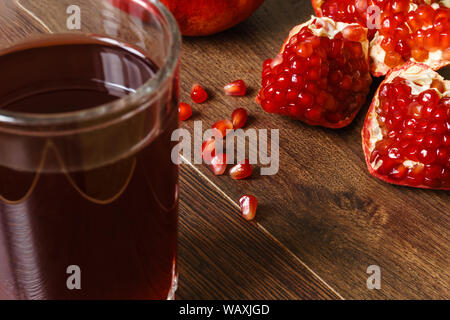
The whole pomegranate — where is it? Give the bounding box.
[160,0,265,36]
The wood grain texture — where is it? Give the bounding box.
[178,0,450,299]
[177,164,341,300]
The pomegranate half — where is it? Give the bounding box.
[256,16,372,128]
[362,62,450,190]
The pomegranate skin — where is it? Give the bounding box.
[160,0,265,36]
[362,62,450,190]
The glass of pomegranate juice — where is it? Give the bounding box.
[0,0,181,299]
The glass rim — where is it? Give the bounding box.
[0,0,182,127]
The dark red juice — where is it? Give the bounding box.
[0,36,178,299]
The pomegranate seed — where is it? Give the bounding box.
[202,138,216,164]
[239,195,257,221]
[418,90,440,108]
[411,49,428,62]
[230,160,253,180]
[212,119,233,137]
[384,52,403,68]
[296,43,313,58]
[191,84,208,103]
[178,102,192,121]
[210,153,228,175]
[342,25,365,42]
[224,79,247,96]
[231,108,248,129]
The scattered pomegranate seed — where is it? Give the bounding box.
[178,102,192,121]
[212,119,233,137]
[231,108,248,129]
[239,195,257,221]
[191,84,208,103]
[201,138,216,164]
[210,153,228,175]
[230,160,253,180]
[224,79,247,96]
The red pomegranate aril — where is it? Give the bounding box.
[424,134,440,149]
[230,160,253,180]
[178,102,193,121]
[202,138,216,164]
[231,108,248,129]
[416,5,435,26]
[224,79,247,96]
[418,89,440,108]
[298,91,314,107]
[296,43,313,58]
[389,164,407,180]
[385,52,403,67]
[239,195,257,221]
[424,29,440,51]
[425,164,443,180]
[210,153,228,175]
[443,133,450,147]
[411,49,428,62]
[391,0,409,14]
[191,84,208,103]
[261,99,277,113]
[406,165,425,185]
[212,119,233,137]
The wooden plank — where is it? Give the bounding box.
[178,0,450,299]
[177,164,341,300]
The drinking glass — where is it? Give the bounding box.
[0,0,181,299]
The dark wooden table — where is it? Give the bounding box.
[176,0,450,300]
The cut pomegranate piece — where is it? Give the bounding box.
[256,16,372,128]
[178,102,192,121]
[210,153,228,175]
[224,79,247,96]
[212,119,234,137]
[312,0,450,76]
[362,62,450,190]
[371,3,450,76]
[231,108,248,129]
[191,83,208,103]
[230,160,253,180]
[239,195,257,221]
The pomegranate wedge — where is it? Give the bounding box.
[362,62,450,190]
[312,0,450,76]
[256,16,372,128]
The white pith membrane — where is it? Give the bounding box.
[370,2,450,76]
[271,16,369,69]
[366,63,450,171]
